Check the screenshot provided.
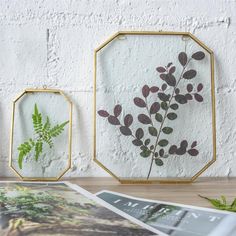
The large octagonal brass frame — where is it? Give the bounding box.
[9,88,73,181]
[93,31,216,184]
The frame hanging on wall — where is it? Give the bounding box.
[93,31,216,184]
[9,88,72,181]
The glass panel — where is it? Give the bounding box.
[11,91,71,179]
[95,33,214,181]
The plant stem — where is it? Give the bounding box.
[146,60,191,180]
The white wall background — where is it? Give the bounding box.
[0,0,234,178]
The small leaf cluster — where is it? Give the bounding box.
[169,140,199,156]
[199,195,236,212]
[17,104,69,169]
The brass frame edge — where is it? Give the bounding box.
[93,31,216,184]
[9,88,73,181]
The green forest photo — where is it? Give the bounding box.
[0,182,154,236]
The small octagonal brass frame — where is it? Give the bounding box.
[9,88,73,181]
[93,31,216,184]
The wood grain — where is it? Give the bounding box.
[1,177,235,208]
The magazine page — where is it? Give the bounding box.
[96,190,236,236]
[0,181,158,236]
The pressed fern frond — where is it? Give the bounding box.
[49,121,69,137]
[43,116,51,132]
[35,141,43,161]
[17,103,69,169]
[18,140,35,169]
[32,104,43,134]
[42,133,53,148]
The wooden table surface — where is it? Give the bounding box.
[1,177,235,208]
[70,177,235,208]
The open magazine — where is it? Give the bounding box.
[0,181,158,236]
[96,190,236,236]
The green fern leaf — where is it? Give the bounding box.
[43,116,51,132]
[29,138,35,146]
[42,116,53,148]
[42,133,53,148]
[17,140,34,169]
[18,104,69,169]
[49,121,69,137]
[35,141,43,161]
[32,104,43,134]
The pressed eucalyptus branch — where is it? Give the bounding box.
[146,54,193,179]
[98,51,205,180]
[17,104,69,169]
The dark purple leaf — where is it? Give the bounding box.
[176,147,186,155]
[175,88,180,94]
[98,110,109,117]
[155,113,163,122]
[169,145,177,154]
[166,74,176,86]
[191,141,197,148]
[158,139,169,147]
[108,116,120,125]
[162,83,167,91]
[169,66,176,74]
[192,51,205,60]
[150,86,159,93]
[167,113,177,120]
[114,105,122,117]
[120,126,132,136]
[132,139,142,146]
[180,140,188,148]
[187,84,193,92]
[124,114,133,127]
[150,102,160,114]
[135,128,144,139]
[144,139,150,146]
[194,93,203,102]
[155,159,163,166]
[170,103,179,110]
[150,145,154,150]
[142,85,150,98]
[155,152,158,157]
[134,97,146,107]
[197,83,203,92]
[148,127,158,136]
[188,149,199,156]
[158,92,170,102]
[156,67,166,73]
[159,149,164,157]
[175,94,187,104]
[138,114,152,124]
[160,73,167,81]
[185,94,193,100]
[167,62,173,67]
[178,52,188,66]
[183,70,197,79]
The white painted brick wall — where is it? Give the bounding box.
[0,0,234,178]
